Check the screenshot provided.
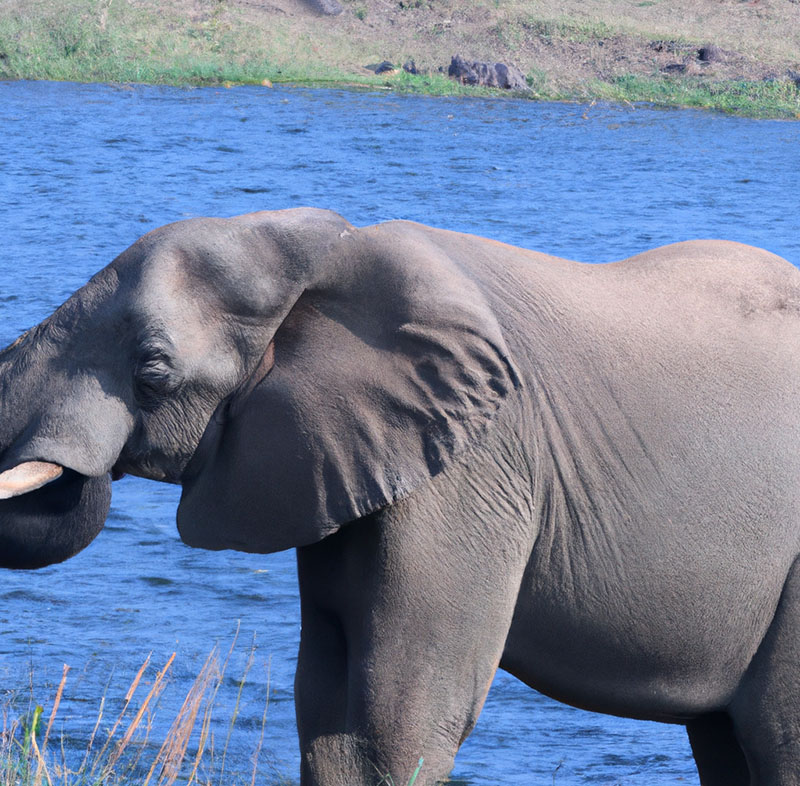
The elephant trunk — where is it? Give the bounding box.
[0,376,118,567]
[0,469,111,569]
[0,323,120,568]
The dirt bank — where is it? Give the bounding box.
[237,0,800,87]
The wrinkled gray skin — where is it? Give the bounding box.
[1,209,799,785]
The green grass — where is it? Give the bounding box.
[0,0,390,88]
[382,68,800,118]
[0,0,277,85]
[595,73,800,117]
[382,71,800,118]
[380,69,506,97]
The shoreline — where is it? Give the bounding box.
[1,0,799,118]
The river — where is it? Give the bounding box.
[0,79,798,784]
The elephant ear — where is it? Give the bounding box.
[177,231,520,553]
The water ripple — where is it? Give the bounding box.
[0,80,798,785]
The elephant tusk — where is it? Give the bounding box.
[0,461,63,499]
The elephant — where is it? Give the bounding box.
[1,208,799,786]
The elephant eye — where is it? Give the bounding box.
[133,349,179,408]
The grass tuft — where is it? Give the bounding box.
[0,638,276,786]
[595,73,800,117]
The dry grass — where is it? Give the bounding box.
[0,635,276,786]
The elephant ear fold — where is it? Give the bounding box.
[178,246,520,554]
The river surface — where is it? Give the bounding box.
[0,80,798,785]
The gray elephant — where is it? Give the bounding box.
[1,208,798,786]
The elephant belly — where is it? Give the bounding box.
[500,540,789,723]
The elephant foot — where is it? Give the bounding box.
[300,733,448,786]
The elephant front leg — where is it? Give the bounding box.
[294,601,362,784]
[294,473,533,786]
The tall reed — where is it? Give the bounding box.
[0,635,275,786]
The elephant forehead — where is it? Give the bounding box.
[134,219,288,314]
[125,261,234,349]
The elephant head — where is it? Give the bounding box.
[0,209,518,568]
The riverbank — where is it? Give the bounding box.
[1,0,799,117]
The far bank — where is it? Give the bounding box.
[1,0,799,117]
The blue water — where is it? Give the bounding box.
[0,79,798,784]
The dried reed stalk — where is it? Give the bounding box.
[32,663,69,786]
[144,648,220,786]
[41,663,69,754]
[250,656,271,786]
[75,693,105,777]
[90,652,152,774]
[219,636,256,783]
[29,728,53,786]
[101,652,176,777]
[184,623,242,786]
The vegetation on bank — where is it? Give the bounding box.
[593,74,800,119]
[1,640,277,786]
[0,0,798,115]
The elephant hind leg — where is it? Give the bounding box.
[686,713,750,786]
[728,556,800,785]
